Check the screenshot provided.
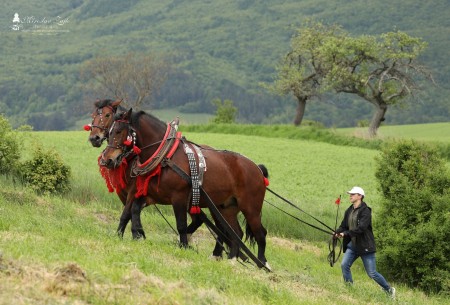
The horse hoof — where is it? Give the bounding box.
[132,233,145,240]
[264,262,272,272]
[209,255,222,261]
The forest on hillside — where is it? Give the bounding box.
[1,0,449,130]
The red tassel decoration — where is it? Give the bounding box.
[133,146,141,155]
[335,197,341,205]
[83,124,92,131]
[263,177,269,187]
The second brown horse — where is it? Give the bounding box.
[100,108,270,268]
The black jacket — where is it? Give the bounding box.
[336,201,376,255]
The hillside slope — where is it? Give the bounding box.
[1,0,449,129]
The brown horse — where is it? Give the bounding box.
[87,99,123,148]
[87,100,206,245]
[100,108,270,268]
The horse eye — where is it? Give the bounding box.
[105,113,111,118]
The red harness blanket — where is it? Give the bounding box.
[134,131,182,198]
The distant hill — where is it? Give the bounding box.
[1,0,449,130]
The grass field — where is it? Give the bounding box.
[0,127,448,304]
[337,122,450,142]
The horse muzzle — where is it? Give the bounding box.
[89,135,106,148]
[99,154,122,169]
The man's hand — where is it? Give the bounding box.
[334,232,344,238]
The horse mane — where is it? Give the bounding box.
[94,99,113,108]
[118,110,167,130]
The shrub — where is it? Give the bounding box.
[375,140,450,295]
[357,119,369,127]
[210,98,237,124]
[19,145,71,194]
[0,114,20,175]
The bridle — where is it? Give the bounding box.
[107,119,136,152]
[107,118,164,153]
[86,105,115,136]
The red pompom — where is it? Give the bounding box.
[133,146,141,155]
[190,206,201,214]
[263,177,269,187]
[335,197,341,205]
[83,124,92,131]
[124,136,133,146]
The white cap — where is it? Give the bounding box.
[347,186,365,196]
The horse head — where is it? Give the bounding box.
[86,99,123,147]
[100,108,134,168]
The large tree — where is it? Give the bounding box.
[81,52,169,110]
[268,23,345,126]
[270,22,433,136]
[321,31,433,136]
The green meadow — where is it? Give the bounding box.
[0,126,448,304]
[337,122,450,142]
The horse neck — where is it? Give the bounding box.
[134,115,167,161]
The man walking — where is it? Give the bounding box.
[334,186,395,298]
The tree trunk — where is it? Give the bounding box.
[368,102,387,137]
[293,96,307,126]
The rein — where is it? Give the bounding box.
[265,187,342,266]
[266,187,335,233]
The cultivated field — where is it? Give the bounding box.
[0,129,448,304]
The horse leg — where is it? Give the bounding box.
[222,210,243,260]
[186,213,204,242]
[172,203,189,248]
[210,207,243,260]
[131,197,147,240]
[244,213,269,269]
[186,211,225,258]
[117,190,130,238]
[117,203,131,238]
[209,217,226,259]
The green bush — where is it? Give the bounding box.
[19,145,71,195]
[0,114,20,175]
[375,140,450,295]
[210,98,237,124]
[357,119,369,127]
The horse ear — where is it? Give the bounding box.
[124,108,133,120]
[111,99,122,109]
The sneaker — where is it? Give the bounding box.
[388,287,396,299]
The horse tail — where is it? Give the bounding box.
[245,164,268,246]
[258,164,269,178]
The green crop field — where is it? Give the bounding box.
[0,128,447,304]
[337,122,450,142]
